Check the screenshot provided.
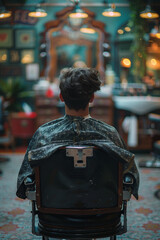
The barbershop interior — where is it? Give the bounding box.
[0,0,160,239]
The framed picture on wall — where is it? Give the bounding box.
[0,49,8,63]
[15,29,35,48]
[26,63,39,80]
[21,49,34,64]
[0,29,13,47]
[10,50,20,63]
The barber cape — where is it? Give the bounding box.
[16,115,139,200]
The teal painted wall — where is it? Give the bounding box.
[0,3,131,89]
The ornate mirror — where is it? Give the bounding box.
[40,7,110,82]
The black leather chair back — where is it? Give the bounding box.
[32,146,123,215]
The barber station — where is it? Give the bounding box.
[0,1,160,240]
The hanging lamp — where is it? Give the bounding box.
[140,5,159,19]
[28,4,47,18]
[0,8,11,19]
[69,0,88,19]
[80,26,96,34]
[102,3,121,17]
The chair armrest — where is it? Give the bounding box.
[24,176,35,186]
[123,174,134,185]
[24,177,36,201]
[26,190,36,201]
[123,174,134,201]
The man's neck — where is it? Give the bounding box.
[65,105,89,117]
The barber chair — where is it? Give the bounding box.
[0,97,14,174]
[25,146,133,240]
[0,97,15,152]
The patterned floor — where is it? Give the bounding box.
[0,153,160,240]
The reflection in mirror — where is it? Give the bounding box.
[114,19,160,97]
[146,31,160,87]
[50,25,98,77]
[115,21,134,83]
[40,7,110,82]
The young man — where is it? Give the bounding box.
[16,68,139,199]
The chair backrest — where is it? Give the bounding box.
[31,146,123,215]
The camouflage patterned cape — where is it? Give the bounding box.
[16,115,139,199]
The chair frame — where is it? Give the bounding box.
[26,146,132,240]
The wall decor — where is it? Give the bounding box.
[0,10,38,25]
[26,63,39,80]
[15,29,35,48]
[0,49,7,63]
[0,29,13,47]
[21,50,34,64]
[0,65,22,77]
[10,50,20,63]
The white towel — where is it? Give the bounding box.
[122,116,138,147]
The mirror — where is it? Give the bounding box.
[40,7,110,82]
[116,20,160,87]
[115,21,134,83]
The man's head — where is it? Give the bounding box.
[59,68,101,111]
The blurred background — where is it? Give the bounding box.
[0,0,160,153]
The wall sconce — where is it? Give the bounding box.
[69,0,88,19]
[146,58,160,70]
[0,8,11,19]
[150,25,160,39]
[140,5,159,19]
[121,58,131,68]
[28,4,47,17]
[103,43,110,49]
[117,29,124,34]
[124,26,131,32]
[102,3,121,17]
[103,51,111,58]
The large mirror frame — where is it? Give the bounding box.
[40,7,110,82]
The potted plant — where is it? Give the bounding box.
[0,78,36,143]
[0,77,33,113]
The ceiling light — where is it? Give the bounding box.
[28,5,47,18]
[69,0,88,19]
[140,5,159,19]
[0,9,11,19]
[69,8,88,19]
[102,3,121,17]
[80,27,96,34]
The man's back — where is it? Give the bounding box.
[16,115,139,199]
[16,68,139,200]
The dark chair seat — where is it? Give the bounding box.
[149,113,160,123]
[38,212,122,239]
[154,140,160,151]
[139,113,160,168]
[154,140,160,164]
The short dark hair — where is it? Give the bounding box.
[59,68,101,110]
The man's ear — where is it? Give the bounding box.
[89,94,94,103]
[59,93,64,102]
